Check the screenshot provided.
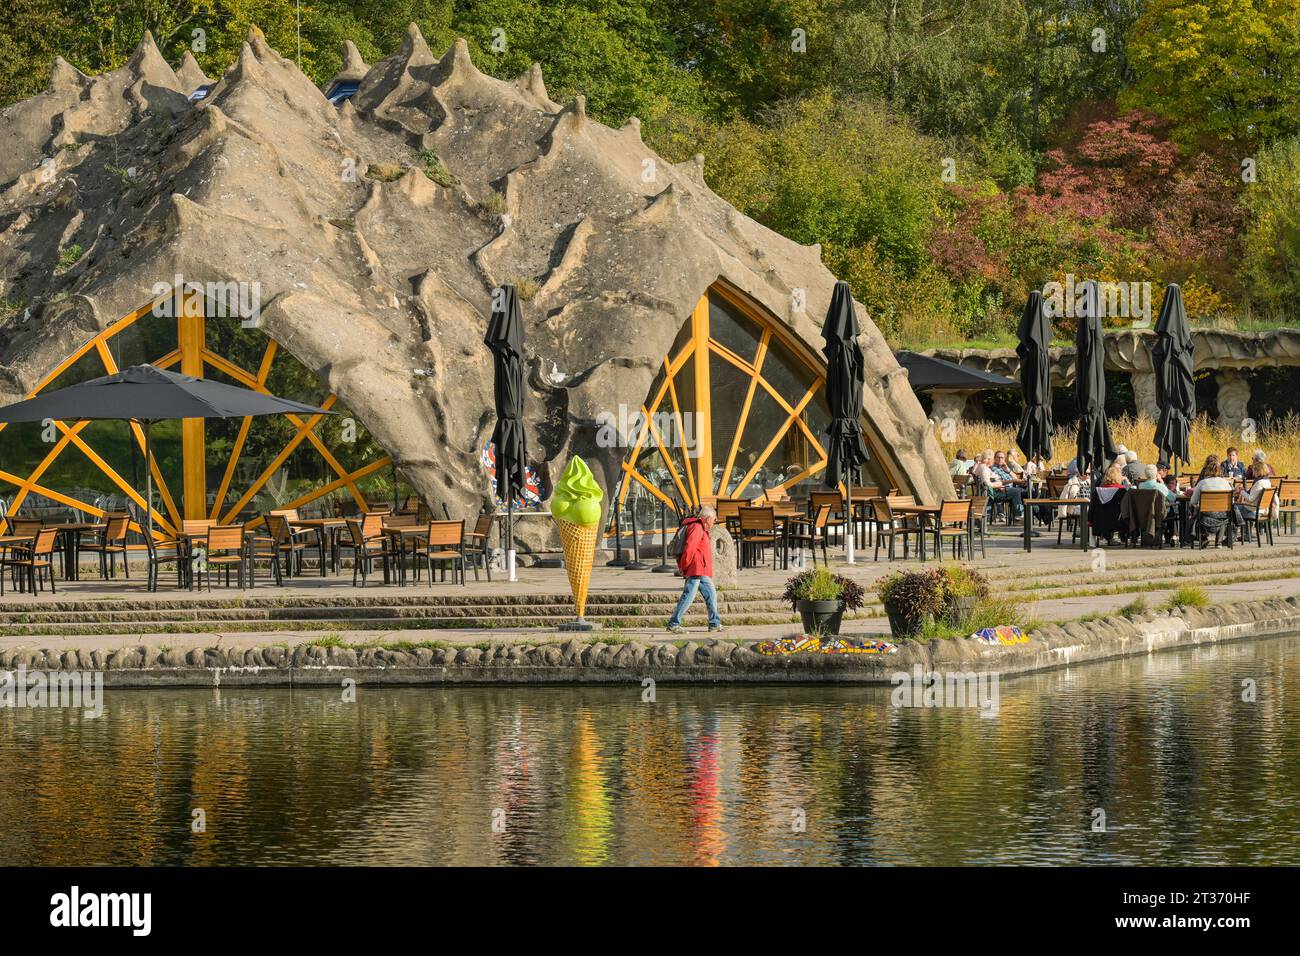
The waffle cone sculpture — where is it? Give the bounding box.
[549,456,604,620]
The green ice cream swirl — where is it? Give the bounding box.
[549,456,604,525]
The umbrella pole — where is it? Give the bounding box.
[845,476,855,565]
[143,420,153,543]
[507,496,517,582]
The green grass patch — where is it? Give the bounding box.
[1161,586,1211,610]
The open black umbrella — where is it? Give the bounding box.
[895,351,1017,392]
[821,281,870,563]
[485,283,528,581]
[1074,280,1116,475]
[1151,283,1195,475]
[0,364,332,540]
[1015,290,1054,461]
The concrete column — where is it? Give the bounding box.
[1217,368,1251,429]
[1130,370,1159,419]
[929,391,969,429]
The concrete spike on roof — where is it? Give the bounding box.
[335,40,370,82]
[0,31,952,541]
[175,51,212,93]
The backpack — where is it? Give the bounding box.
[667,519,693,559]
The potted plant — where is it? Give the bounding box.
[783,568,865,636]
[938,565,989,627]
[875,568,945,638]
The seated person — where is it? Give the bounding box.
[1236,462,1275,524]
[1192,454,1238,547]
[1221,447,1246,479]
[1121,452,1147,486]
[1098,465,1126,488]
[977,449,1025,518]
[949,448,973,477]
[1191,455,1234,507]
[1138,464,1177,503]
[1249,449,1275,478]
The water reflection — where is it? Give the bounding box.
[2,635,1298,865]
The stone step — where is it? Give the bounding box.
[0,609,806,637]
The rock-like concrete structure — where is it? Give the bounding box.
[0,27,950,545]
[929,327,1300,426]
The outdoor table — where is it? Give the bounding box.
[1022,498,1089,552]
[289,518,346,574]
[381,525,429,585]
[890,504,940,560]
[45,521,104,581]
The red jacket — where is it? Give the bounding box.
[677,517,713,578]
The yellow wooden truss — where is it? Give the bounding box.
[0,294,391,538]
[618,284,892,513]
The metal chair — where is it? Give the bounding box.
[0,527,59,594]
[463,512,494,581]
[342,518,389,587]
[737,506,782,569]
[200,525,249,590]
[871,497,921,561]
[931,499,974,559]
[415,519,467,586]
[80,512,132,579]
[786,504,832,566]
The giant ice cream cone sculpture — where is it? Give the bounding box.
[550,456,604,623]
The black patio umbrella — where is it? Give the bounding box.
[0,364,332,540]
[894,351,1016,392]
[1151,283,1195,476]
[1074,280,1117,475]
[1014,290,1054,462]
[821,280,870,562]
[485,283,528,580]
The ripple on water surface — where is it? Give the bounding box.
[2,635,1298,865]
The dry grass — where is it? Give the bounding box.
[939,412,1300,477]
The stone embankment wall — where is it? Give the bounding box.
[2,597,1298,687]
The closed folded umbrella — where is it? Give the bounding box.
[0,364,332,540]
[1015,290,1054,461]
[485,283,528,581]
[1074,281,1116,475]
[1151,284,1195,475]
[821,280,870,563]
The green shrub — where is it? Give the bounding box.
[784,567,865,611]
[56,244,83,274]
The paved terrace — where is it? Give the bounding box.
[1,525,1298,651]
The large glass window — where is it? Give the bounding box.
[0,293,398,536]
[618,286,888,513]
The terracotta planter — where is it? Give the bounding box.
[797,599,844,636]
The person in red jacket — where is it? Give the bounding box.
[666,506,723,633]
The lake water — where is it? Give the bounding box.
[3,634,1298,866]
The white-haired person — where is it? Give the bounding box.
[666,506,722,634]
[1121,451,1147,486]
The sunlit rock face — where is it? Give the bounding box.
[0,26,950,547]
